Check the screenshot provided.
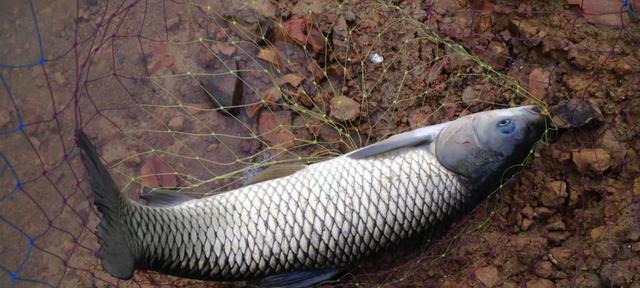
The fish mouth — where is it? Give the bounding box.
[522,106,547,141]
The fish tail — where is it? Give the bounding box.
[76,131,136,279]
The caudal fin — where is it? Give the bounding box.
[76,131,136,279]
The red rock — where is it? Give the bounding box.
[140,156,178,188]
[278,73,305,87]
[513,235,548,253]
[575,272,602,287]
[124,151,142,167]
[545,221,566,231]
[609,57,636,75]
[604,179,627,197]
[445,46,470,70]
[258,111,295,149]
[600,261,634,287]
[475,265,500,287]
[566,0,630,27]
[246,104,262,118]
[534,261,554,279]
[550,247,573,269]
[326,64,346,78]
[168,116,185,131]
[528,68,551,100]
[522,204,535,219]
[307,61,325,82]
[215,42,236,56]
[330,96,360,121]
[597,129,625,165]
[567,0,623,13]
[207,143,220,152]
[281,16,325,53]
[427,0,461,15]
[257,47,285,69]
[571,148,611,174]
[564,75,591,92]
[510,18,546,46]
[535,207,555,218]
[260,87,283,108]
[283,87,314,108]
[526,278,554,288]
[499,282,517,288]
[485,41,508,69]
[539,180,568,207]
[440,279,467,288]
[547,232,571,244]
[476,13,493,34]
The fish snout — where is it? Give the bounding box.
[524,108,546,139]
[523,105,542,115]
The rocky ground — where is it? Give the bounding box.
[0,0,639,287]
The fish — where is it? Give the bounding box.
[76,105,545,287]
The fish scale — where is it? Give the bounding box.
[122,147,470,280]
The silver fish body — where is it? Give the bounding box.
[77,105,545,285]
[126,147,468,280]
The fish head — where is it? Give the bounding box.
[435,105,546,189]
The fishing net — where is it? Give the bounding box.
[1,0,639,287]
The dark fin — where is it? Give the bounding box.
[75,131,136,279]
[347,124,445,159]
[259,268,340,288]
[247,163,307,185]
[140,187,195,207]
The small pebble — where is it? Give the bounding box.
[168,116,185,131]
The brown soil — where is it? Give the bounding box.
[0,0,639,287]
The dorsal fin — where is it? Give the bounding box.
[247,163,307,185]
[140,187,195,207]
[347,123,446,159]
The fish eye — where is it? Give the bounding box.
[497,119,515,134]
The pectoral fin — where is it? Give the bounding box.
[258,268,340,288]
[347,123,445,159]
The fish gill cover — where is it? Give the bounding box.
[0,0,639,287]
